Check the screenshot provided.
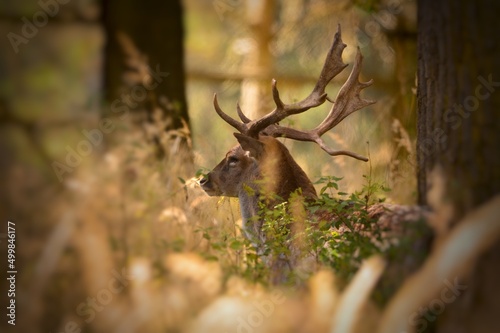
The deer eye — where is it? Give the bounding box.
[227,156,239,167]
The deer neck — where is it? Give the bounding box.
[260,138,317,202]
[238,190,263,243]
[237,139,317,243]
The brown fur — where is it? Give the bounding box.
[200,135,316,214]
[200,135,318,281]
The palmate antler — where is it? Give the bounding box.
[213,24,375,162]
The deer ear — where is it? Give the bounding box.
[234,133,264,158]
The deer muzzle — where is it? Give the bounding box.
[199,173,221,196]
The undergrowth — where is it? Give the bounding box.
[195,172,392,286]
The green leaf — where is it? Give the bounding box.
[246,253,259,261]
[211,243,223,250]
[229,240,244,250]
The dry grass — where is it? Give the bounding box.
[8,119,499,333]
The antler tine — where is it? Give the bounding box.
[317,137,369,161]
[263,124,369,161]
[246,24,349,137]
[265,46,375,162]
[236,103,251,123]
[311,24,348,98]
[213,93,248,133]
[315,47,376,136]
[271,79,285,109]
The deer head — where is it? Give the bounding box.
[200,25,375,243]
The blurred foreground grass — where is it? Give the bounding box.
[4,116,500,333]
[6,114,394,332]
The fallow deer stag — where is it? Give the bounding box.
[200,25,378,280]
[201,25,373,225]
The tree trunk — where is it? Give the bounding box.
[417,0,500,214]
[417,0,500,331]
[240,0,275,119]
[103,0,189,130]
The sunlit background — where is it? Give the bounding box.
[185,0,418,203]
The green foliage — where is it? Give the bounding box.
[195,168,209,178]
[307,174,387,282]
[195,225,269,282]
[198,173,394,285]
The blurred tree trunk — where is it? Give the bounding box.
[385,0,418,137]
[103,0,189,132]
[240,0,275,119]
[417,0,500,332]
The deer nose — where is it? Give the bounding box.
[199,174,210,186]
[200,174,218,196]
